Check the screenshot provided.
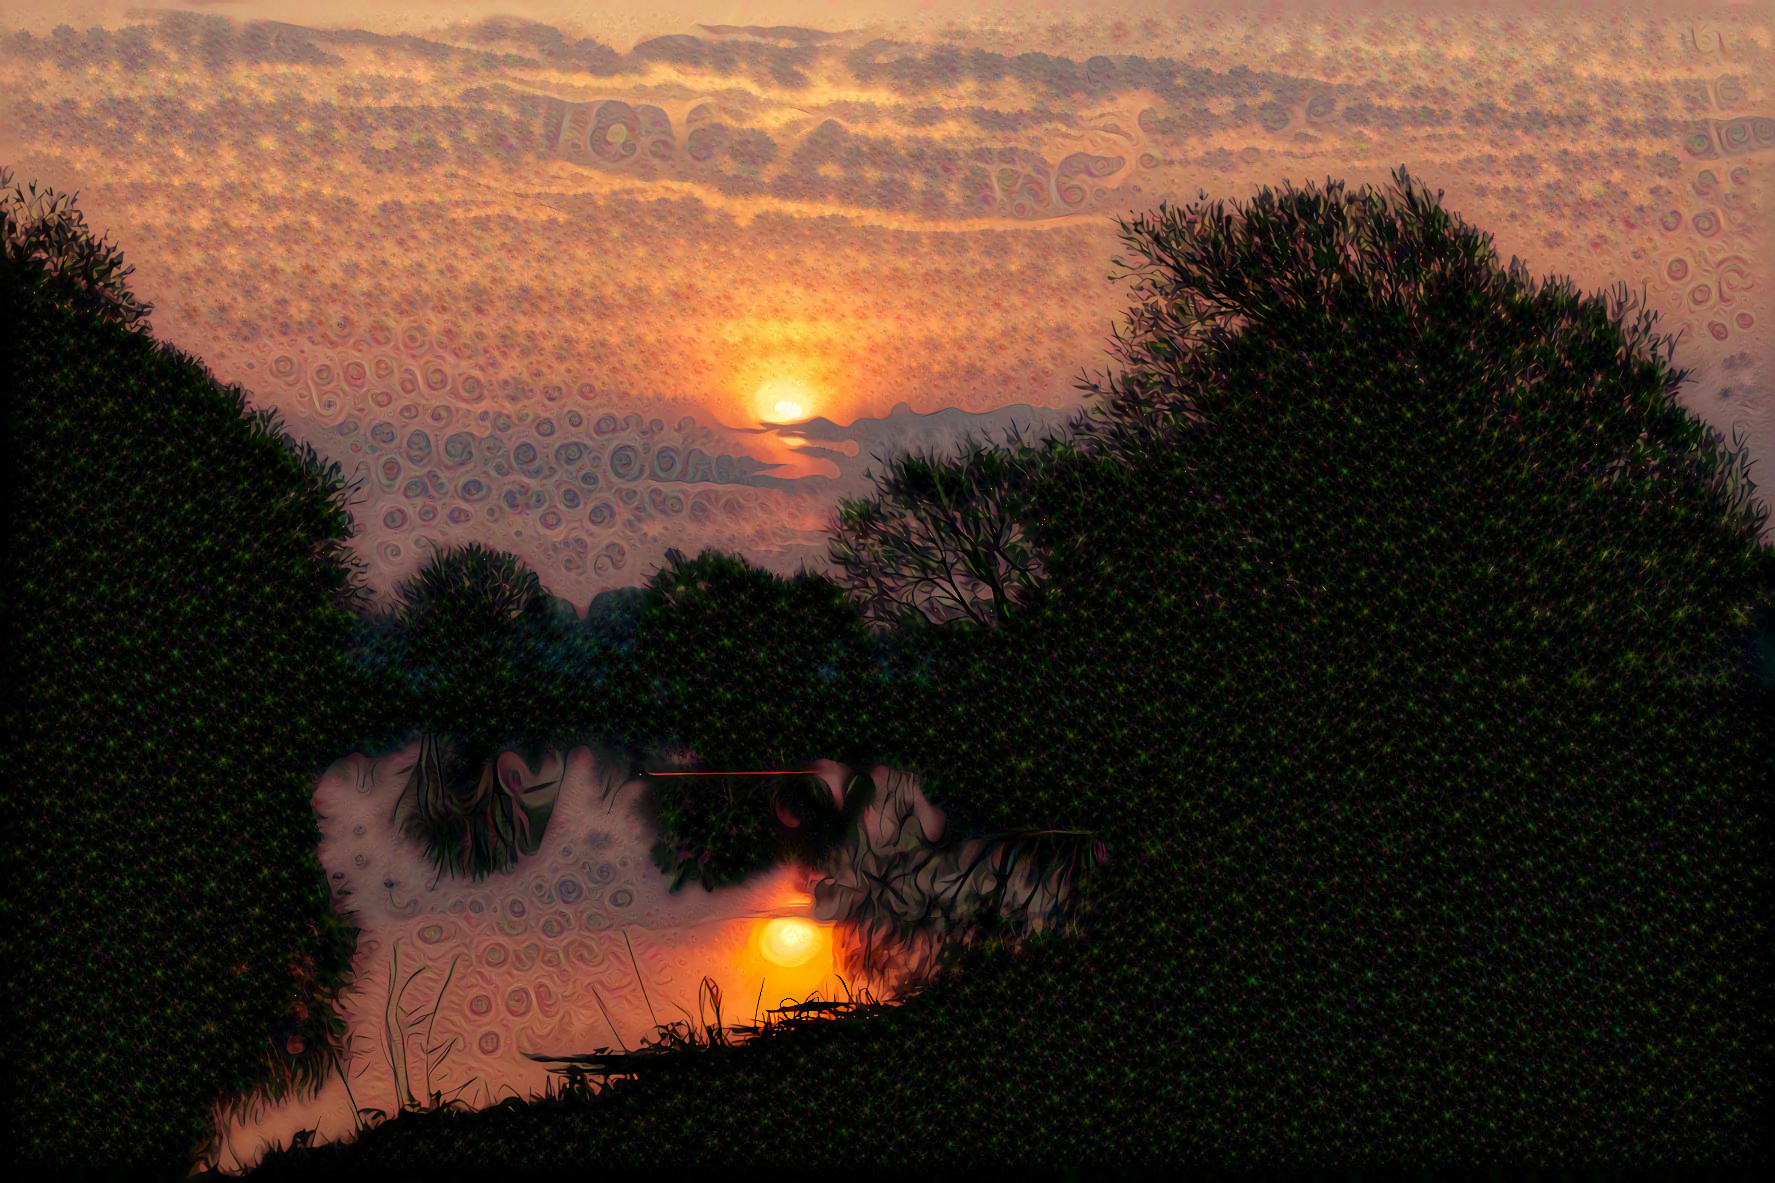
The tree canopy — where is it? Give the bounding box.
[1,164,157,337]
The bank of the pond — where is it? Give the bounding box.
[201,746,1100,1175]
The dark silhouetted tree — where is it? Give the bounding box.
[1,164,156,337]
[825,420,1086,633]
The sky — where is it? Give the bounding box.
[5,1,1771,1173]
[1,0,1769,614]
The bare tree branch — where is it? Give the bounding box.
[825,420,1071,633]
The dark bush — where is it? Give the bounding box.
[634,547,880,772]
[2,173,379,1178]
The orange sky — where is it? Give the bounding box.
[5,1,1769,1174]
[2,0,1768,611]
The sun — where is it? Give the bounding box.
[753,377,816,424]
[758,917,820,967]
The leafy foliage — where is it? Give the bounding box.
[825,421,1086,632]
[391,546,573,735]
[634,547,881,771]
[1,164,156,337]
[2,179,381,1177]
[391,541,551,638]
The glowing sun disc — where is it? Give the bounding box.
[755,377,813,423]
[759,917,819,967]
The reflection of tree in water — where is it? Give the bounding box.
[388,739,1108,997]
[389,734,566,886]
[806,767,1110,995]
[635,753,864,895]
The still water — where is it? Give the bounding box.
[200,743,1092,1174]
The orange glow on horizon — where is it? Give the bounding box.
[753,376,817,424]
[711,318,860,429]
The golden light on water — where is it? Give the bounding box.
[758,917,819,967]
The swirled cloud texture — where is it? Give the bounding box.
[2,0,1769,610]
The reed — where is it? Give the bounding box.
[376,941,473,1116]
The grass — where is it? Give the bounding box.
[522,946,904,1101]
[227,919,910,1167]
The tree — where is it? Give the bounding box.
[627,547,881,891]
[2,176,379,1176]
[1023,164,1775,713]
[380,542,588,873]
[1,164,156,337]
[1057,164,1768,505]
[638,546,876,765]
[391,540,552,635]
[819,174,1412,637]
[824,420,1087,633]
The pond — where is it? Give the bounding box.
[201,743,1104,1174]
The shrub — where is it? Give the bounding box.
[1,164,156,336]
